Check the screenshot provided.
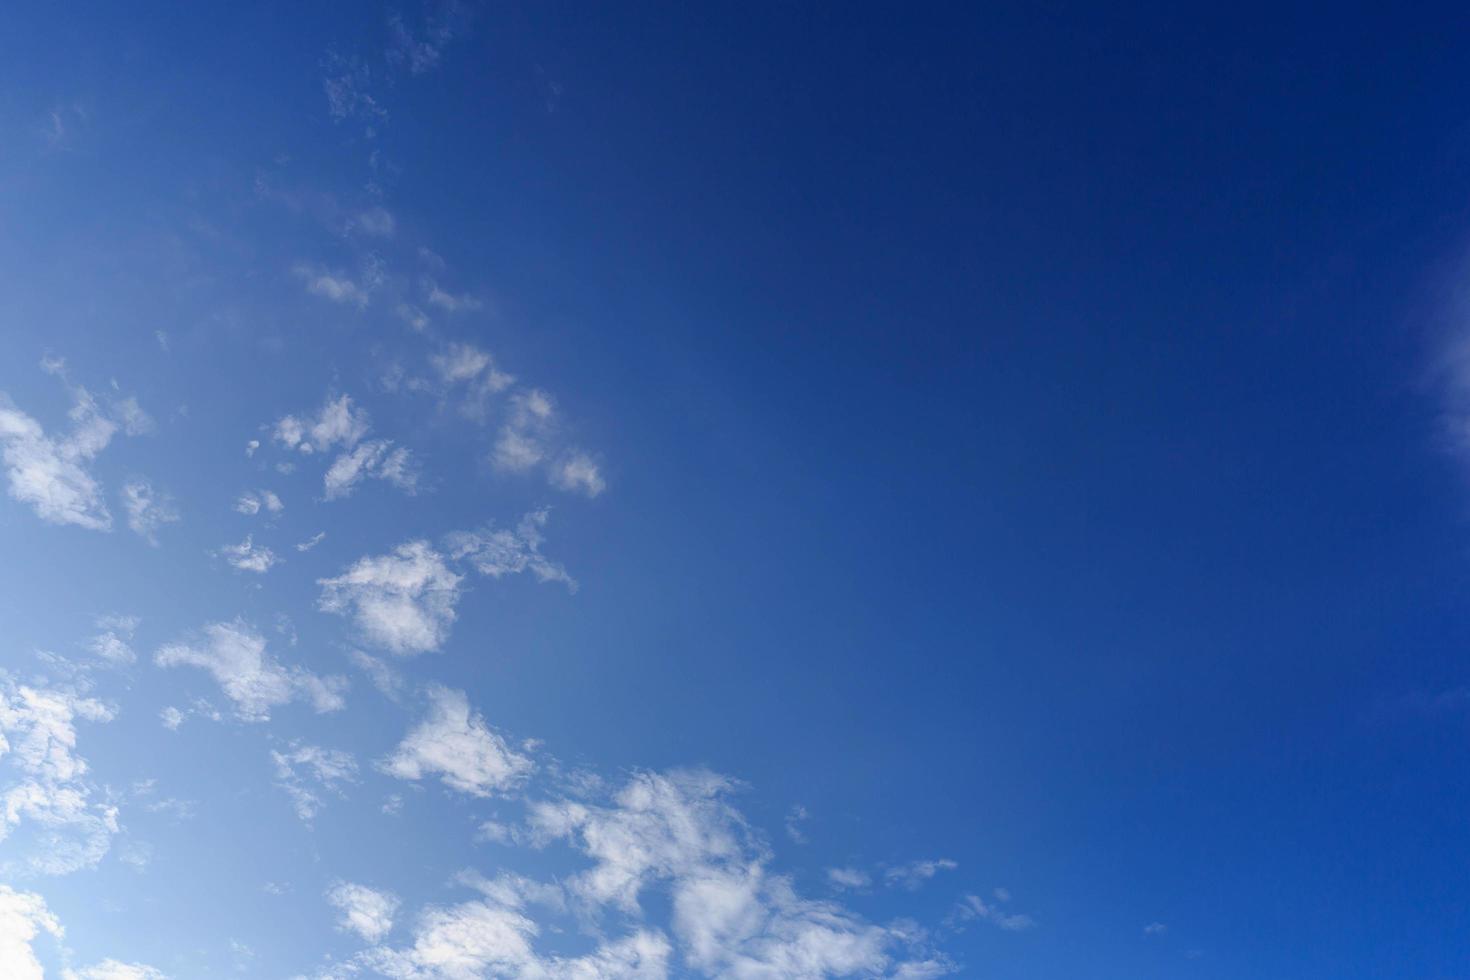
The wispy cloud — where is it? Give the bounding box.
[443,509,577,591]
[154,620,347,722]
[122,479,180,545]
[234,489,283,516]
[272,744,358,823]
[885,857,958,891]
[386,1,472,76]
[947,889,1035,932]
[217,535,279,573]
[0,362,151,531]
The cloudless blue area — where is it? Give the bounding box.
[2,2,1470,977]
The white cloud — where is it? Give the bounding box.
[827,867,871,890]
[272,744,358,823]
[527,769,946,977]
[493,389,554,473]
[157,699,220,731]
[297,531,327,552]
[218,535,279,573]
[551,451,606,498]
[294,258,386,309]
[396,304,430,332]
[234,489,283,516]
[428,343,514,422]
[322,53,386,124]
[0,681,120,875]
[443,509,576,591]
[488,390,608,496]
[317,541,463,655]
[0,886,167,980]
[121,479,179,545]
[884,858,958,891]
[429,343,492,383]
[785,804,809,844]
[1143,921,1167,936]
[378,686,531,797]
[948,891,1035,932]
[423,279,482,313]
[327,881,399,942]
[0,886,60,980]
[245,439,260,457]
[386,2,469,76]
[323,439,418,501]
[88,614,140,665]
[154,620,346,722]
[0,373,137,530]
[527,769,747,914]
[350,207,396,238]
[347,650,403,700]
[274,394,371,454]
[347,874,669,980]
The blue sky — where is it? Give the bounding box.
[2,2,1470,977]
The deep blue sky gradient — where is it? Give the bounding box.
[3,3,1470,977]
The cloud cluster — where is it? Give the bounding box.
[333,873,669,980]
[319,513,573,656]
[341,767,951,979]
[274,394,372,455]
[272,394,418,501]
[154,620,347,722]
[234,489,283,516]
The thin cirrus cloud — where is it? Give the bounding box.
[884,857,959,891]
[271,743,358,823]
[121,479,180,545]
[947,890,1036,932]
[292,261,380,309]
